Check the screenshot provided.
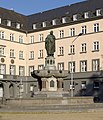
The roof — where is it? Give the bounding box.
[0,0,103,32]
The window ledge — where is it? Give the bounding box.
[38,57,43,59]
[29,58,34,60]
[0,55,6,57]
[10,57,16,59]
[68,53,75,55]
[19,58,25,60]
[92,50,99,52]
[58,54,64,56]
[80,51,87,54]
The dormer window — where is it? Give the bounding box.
[33,24,37,29]
[0,18,1,24]
[16,23,20,29]
[96,9,102,16]
[52,19,57,25]
[84,12,89,19]
[62,17,69,23]
[42,21,46,27]
[7,20,11,26]
[73,14,78,21]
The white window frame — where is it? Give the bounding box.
[10,49,14,58]
[70,45,75,54]
[39,34,43,42]
[73,14,78,21]
[92,59,99,71]
[81,43,86,52]
[84,12,89,19]
[96,9,102,16]
[0,47,4,56]
[0,31,5,39]
[94,23,99,32]
[59,30,64,38]
[30,35,34,43]
[70,28,75,36]
[19,35,23,43]
[19,66,25,76]
[93,41,99,51]
[81,26,87,34]
[39,50,43,58]
[19,51,23,59]
[80,61,87,72]
[10,33,14,41]
[29,66,34,76]
[7,20,11,26]
[59,47,64,55]
[0,64,6,74]
[69,61,75,73]
[33,24,37,29]
[58,62,64,70]
[38,65,44,70]
[30,51,34,59]
[16,23,20,29]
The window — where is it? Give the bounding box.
[39,34,43,42]
[33,24,37,29]
[19,35,23,43]
[10,49,14,58]
[93,41,99,51]
[7,20,11,26]
[42,22,47,27]
[0,18,1,24]
[84,12,89,19]
[81,43,86,52]
[92,59,100,71]
[39,50,43,58]
[81,81,86,89]
[16,23,20,29]
[81,26,87,34]
[58,62,64,70]
[30,36,34,43]
[70,28,75,36]
[59,30,64,38]
[69,61,75,73]
[0,31,4,39]
[10,65,16,75]
[52,19,57,25]
[96,9,102,16]
[19,51,23,59]
[59,47,64,55]
[94,23,99,32]
[0,47,4,56]
[73,14,78,21]
[30,51,34,59]
[38,65,44,70]
[10,33,14,41]
[80,60,87,72]
[94,81,99,89]
[69,45,75,54]
[29,66,34,76]
[19,66,25,76]
[0,64,6,74]
[62,17,68,23]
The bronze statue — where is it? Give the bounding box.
[45,31,56,57]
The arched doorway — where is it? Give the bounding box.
[9,83,14,98]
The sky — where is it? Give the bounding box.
[0,0,85,15]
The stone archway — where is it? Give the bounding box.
[9,83,14,98]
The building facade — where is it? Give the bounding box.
[0,0,103,100]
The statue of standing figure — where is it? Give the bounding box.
[45,31,56,57]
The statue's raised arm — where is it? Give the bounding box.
[45,31,56,57]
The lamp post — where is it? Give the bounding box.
[70,33,83,97]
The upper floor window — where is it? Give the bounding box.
[94,23,99,32]
[58,62,64,70]
[69,45,75,54]
[38,65,44,70]
[19,51,23,59]
[19,35,23,43]
[52,19,57,25]
[92,59,100,71]
[42,22,47,27]
[84,12,89,19]
[0,47,4,56]
[10,33,14,41]
[81,43,86,53]
[0,64,6,74]
[39,34,43,42]
[80,60,87,72]
[69,61,75,73]
[0,31,5,39]
[30,36,34,43]
[96,9,102,16]
[10,65,16,75]
[29,66,34,76]
[16,23,20,29]
[7,20,11,26]
[81,26,87,34]
[62,17,69,23]
[93,41,99,51]
[10,49,14,58]
[39,50,43,58]
[59,30,64,38]
[30,51,34,59]
[70,28,75,36]
[59,47,64,55]
[73,14,78,21]
[19,66,25,76]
